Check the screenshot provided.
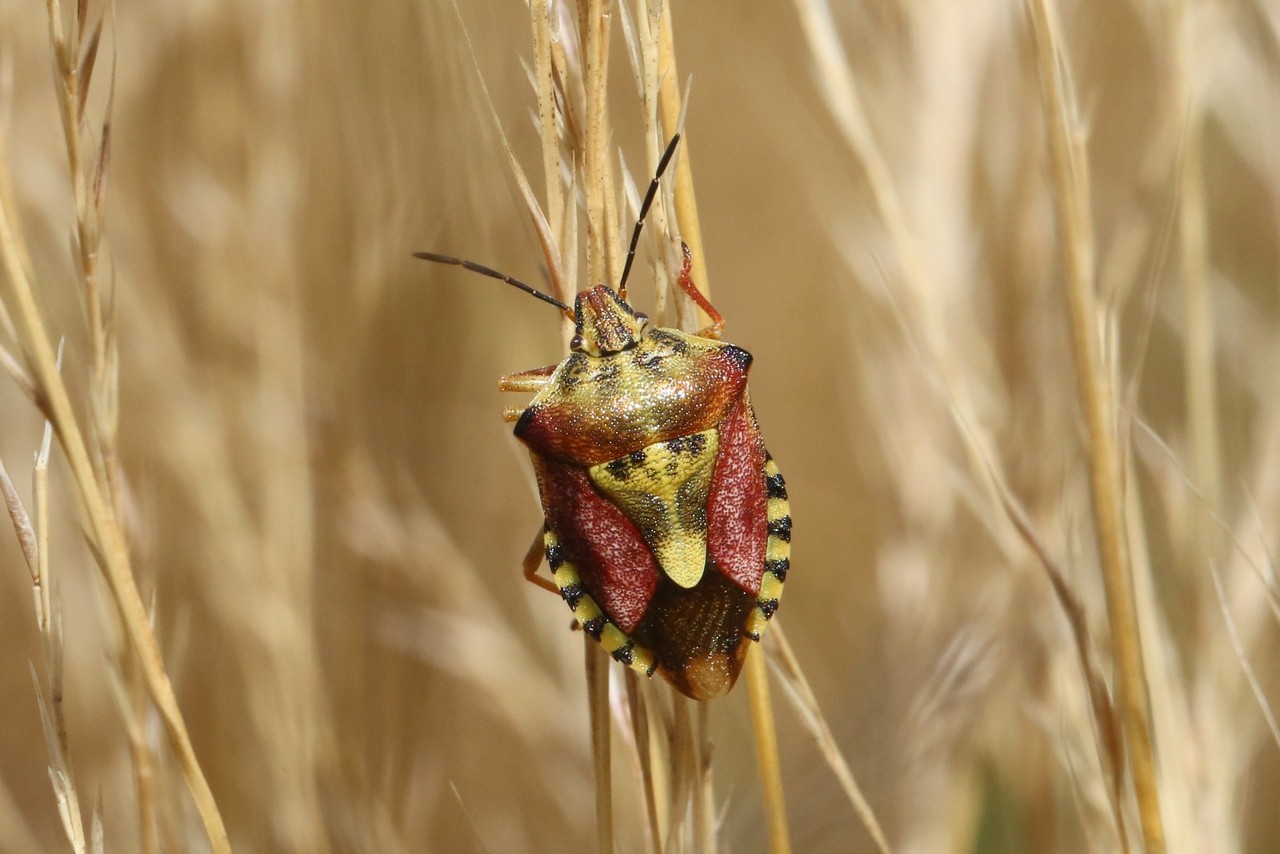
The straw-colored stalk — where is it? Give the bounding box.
[1026,1,1165,851]
[746,644,791,854]
[768,623,892,854]
[0,4,229,851]
[1174,0,1221,542]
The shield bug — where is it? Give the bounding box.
[415,136,789,699]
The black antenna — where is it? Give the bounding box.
[617,134,681,297]
[413,252,572,312]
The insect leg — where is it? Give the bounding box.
[674,242,725,340]
[522,527,560,595]
[499,364,558,393]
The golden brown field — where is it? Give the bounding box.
[1,1,1278,852]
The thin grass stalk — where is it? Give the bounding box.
[693,702,713,854]
[746,644,791,853]
[51,8,158,843]
[685,699,710,852]
[622,0,676,318]
[531,0,565,252]
[0,126,230,854]
[1,420,87,851]
[35,420,52,640]
[641,678,674,846]
[663,692,696,853]
[990,474,1130,851]
[656,1,708,302]
[768,623,892,854]
[123,651,159,854]
[1175,0,1221,566]
[625,672,664,853]
[577,5,619,849]
[1209,563,1280,750]
[583,0,610,287]
[44,0,105,381]
[587,638,614,853]
[17,4,222,847]
[1026,2,1166,851]
[790,0,1007,528]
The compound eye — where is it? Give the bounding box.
[570,333,585,351]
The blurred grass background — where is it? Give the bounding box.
[1,0,1278,851]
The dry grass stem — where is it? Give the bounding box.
[1174,0,1221,537]
[622,672,664,852]
[1208,563,1280,751]
[745,643,791,853]
[768,623,891,854]
[1026,0,1164,850]
[655,1,708,307]
[586,638,614,853]
[0,3,229,849]
[1,420,86,851]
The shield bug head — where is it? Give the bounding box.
[416,135,790,699]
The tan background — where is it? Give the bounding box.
[1,1,1278,851]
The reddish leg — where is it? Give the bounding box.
[675,242,724,340]
[500,364,558,393]
[522,527,559,595]
[502,365,558,422]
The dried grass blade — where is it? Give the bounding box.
[530,0,565,246]
[76,17,102,124]
[31,663,85,851]
[0,343,36,403]
[586,639,614,854]
[767,624,892,854]
[91,119,110,226]
[625,672,664,854]
[993,482,1130,851]
[0,100,231,854]
[89,789,103,854]
[745,644,791,854]
[0,455,38,576]
[1174,0,1221,533]
[1135,419,1280,625]
[449,0,566,305]
[1026,1,1165,850]
[581,0,612,285]
[693,702,714,854]
[656,1,708,300]
[0,129,30,344]
[662,693,696,853]
[1209,563,1280,752]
